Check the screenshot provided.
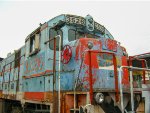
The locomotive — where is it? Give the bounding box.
[0,14,146,113]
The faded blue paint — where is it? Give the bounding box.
[24,52,45,76]
[59,72,74,91]
[93,69,115,89]
[23,76,45,92]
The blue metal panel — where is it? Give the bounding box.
[44,76,53,91]
[23,76,45,92]
[59,72,74,91]
[9,81,17,94]
[93,69,115,89]
[50,72,75,91]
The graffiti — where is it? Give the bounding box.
[24,53,45,76]
[81,66,97,90]
[105,39,117,52]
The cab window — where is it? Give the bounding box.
[30,36,35,53]
[29,33,40,56]
[68,29,99,41]
[49,29,63,50]
[68,29,76,41]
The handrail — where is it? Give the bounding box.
[56,35,62,113]
[119,66,150,113]
[129,56,148,84]
[87,50,119,103]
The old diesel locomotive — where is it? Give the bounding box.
[0,14,145,113]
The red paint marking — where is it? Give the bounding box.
[61,45,72,64]
[23,70,53,79]
[105,39,117,51]
[122,56,129,85]
[75,38,102,62]
[24,92,45,101]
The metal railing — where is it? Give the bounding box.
[119,66,150,113]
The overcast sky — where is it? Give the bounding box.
[0,1,150,58]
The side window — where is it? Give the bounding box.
[97,53,114,70]
[49,29,63,50]
[29,33,40,55]
[68,29,76,41]
[14,50,21,68]
[30,36,35,53]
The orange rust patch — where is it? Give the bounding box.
[24,92,45,101]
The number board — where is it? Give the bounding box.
[94,22,105,34]
[66,15,85,26]
[65,15,105,34]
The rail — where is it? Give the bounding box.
[119,66,150,113]
[88,50,119,103]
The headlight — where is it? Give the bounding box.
[87,41,93,49]
[94,93,104,104]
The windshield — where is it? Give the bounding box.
[97,53,114,70]
[68,29,100,41]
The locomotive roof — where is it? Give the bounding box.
[25,14,106,41]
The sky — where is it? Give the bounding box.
[0,0,150,58]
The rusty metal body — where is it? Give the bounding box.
[0,14,149,113]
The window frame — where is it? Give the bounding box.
[68,29,76,41]
[49,28,63,51]
[30,35,35,53]
[28,33,40,56]
[68,28,100,42]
